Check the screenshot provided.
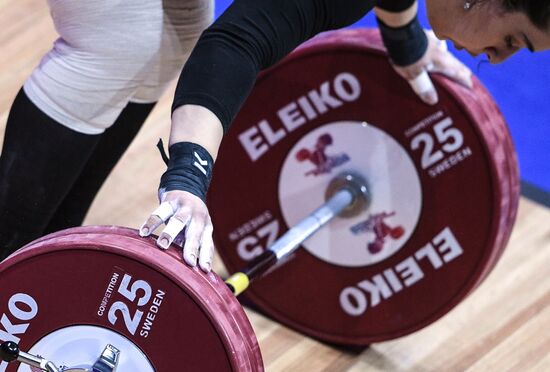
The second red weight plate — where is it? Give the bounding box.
[208,28,520,345]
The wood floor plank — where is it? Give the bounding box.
[467,301,550,372]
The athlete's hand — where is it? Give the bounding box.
[139,190,214,273]
[392,30,473,105]
[140,105,222,273]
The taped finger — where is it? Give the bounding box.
[139,202,175,237]
[408,70,438,105]
[409,70,433,94]
[139,216,163,237]
[157,216,189,250]
[152,202,175,222]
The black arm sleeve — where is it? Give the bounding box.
[375,0,427,67]
[172,0,375,133]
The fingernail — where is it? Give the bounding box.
[205,262,211,272]
[160,237,169,249]
[190,254,196,263]
[140,227,149,236]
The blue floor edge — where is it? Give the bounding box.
[521,180,550,209]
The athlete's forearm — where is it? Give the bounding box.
[375,0,427,67]
[171,0,374,137]
[169,105,223,160]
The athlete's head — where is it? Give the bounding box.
[425,0,550,63]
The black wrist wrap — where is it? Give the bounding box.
[377,16,428,67]
[159,142,214,203]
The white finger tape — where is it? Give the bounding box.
[163,217,188,239]
[153,202,175,222]
[408,70,434,95]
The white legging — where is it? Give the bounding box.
[23,0,214,134]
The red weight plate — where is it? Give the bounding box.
[443,75,520,282]
[208,28,518,345]
[0,226,263,371]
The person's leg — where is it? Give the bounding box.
[44,101,156,233]
[0,0,169,259]
[0,90,100,260]
[16,0,182,240]
[0,0,215,261]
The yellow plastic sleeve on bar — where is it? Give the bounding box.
[225,272,250,296]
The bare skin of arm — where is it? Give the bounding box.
[139,104,223,272]
[169,104,223,159]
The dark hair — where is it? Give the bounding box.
[502,0,550,29]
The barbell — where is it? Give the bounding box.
[0,28,519,371]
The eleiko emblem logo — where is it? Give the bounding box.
[295,133,350,176]
[350,212,405,254]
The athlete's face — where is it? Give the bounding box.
[425,0,550,63]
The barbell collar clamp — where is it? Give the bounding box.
[0,341,61,372]
[0,341,120,372]
[92,344,121,372]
